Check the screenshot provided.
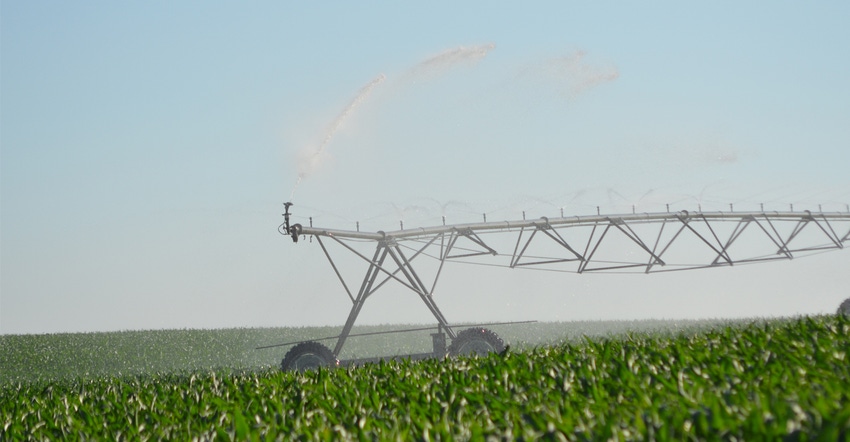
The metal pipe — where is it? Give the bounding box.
[294,211,850,241]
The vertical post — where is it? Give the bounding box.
[283,202,293,232]
[431,331,446,357]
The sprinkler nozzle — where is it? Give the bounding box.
[283,202,298,242]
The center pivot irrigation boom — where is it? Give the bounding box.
[270,202,850,371]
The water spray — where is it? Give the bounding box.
[407,43,496,79]
[286,44,497,203]
[289,73,387,201]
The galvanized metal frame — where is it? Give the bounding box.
[285,209,850,357]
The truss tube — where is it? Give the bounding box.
[610,218,666,267]
[448,229,498,259]
[386,245,454,335]
[424,232,460,340]
[328,235,422,295]
[782,219,810,253]
[710,218,751,266]
[810,214,844,249]
[510,227,526,268]
[578,224,612,273]
[296,211,850,242]
[645,219,668,273]
[513,258,577,267]
[466,229,496,254]
[583,223,599,260]
[367,234,442,299]
[582,263,647,272]
[385,245,427,296]
[788,245,845,253]
[538,222,585,260]
[654,221,690,263]
[698,214,734,265]
[431,232,459,294]
[328,234,389,268]
[512,226,585,268]
[511,228,539,268]
[334,245,389,355]
[316,236,355,303]
[645,260,787,273]
[673,213,731,264]
[758,216,794,259]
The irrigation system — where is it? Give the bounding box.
[270,201,850,371]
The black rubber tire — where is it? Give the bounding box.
[281,341,338,372]
[838,297,850,316]
[448,327,506,357]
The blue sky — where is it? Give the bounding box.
[2,2,849,334]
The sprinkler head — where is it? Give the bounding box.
[283,202,297,242]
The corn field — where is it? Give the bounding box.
[2,316,848,440]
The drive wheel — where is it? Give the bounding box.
[449,328,505,357]
[838,297,850,316]
[281,341,338,371]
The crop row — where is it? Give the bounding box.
[0,318,744,385]
[2,315,847,440]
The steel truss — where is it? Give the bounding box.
[282,208,850,357]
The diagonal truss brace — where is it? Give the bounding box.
[578,218,668,273]
[510,218,585,268]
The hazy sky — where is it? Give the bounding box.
[2,2,849,334]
